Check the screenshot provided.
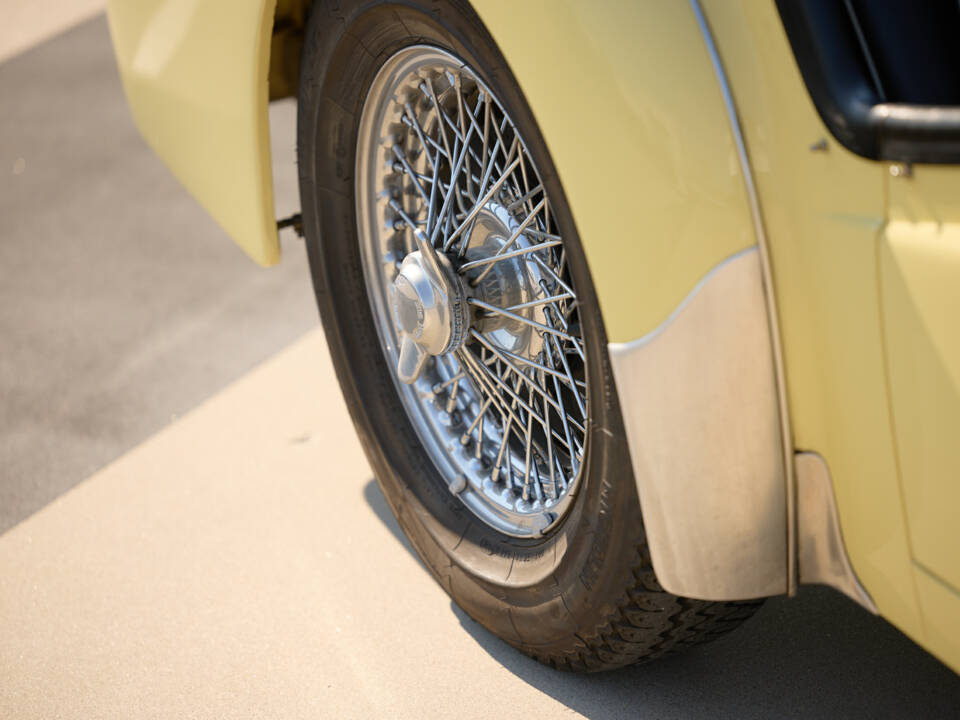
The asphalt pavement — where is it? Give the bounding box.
[2,14,960,720]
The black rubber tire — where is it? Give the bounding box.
[297,0,761,671]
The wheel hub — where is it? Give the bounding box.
[389,249,469,383]
[461,203,546,360]
[388,202,545,384]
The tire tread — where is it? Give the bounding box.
[522,543,762,672]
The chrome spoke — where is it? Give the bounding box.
[542,338,578,477]
[392,144,430,205]
[523,228,563,242]
[523,382,534,500]
[461,346,577,456]
[442,155,521,252]
[458,349,534,445]
[469,332,584,389]
[422,77,453,167]
[469,329,567,417]
[507,182,542,214]
[428,118,476,248]
[459,236,558,275]
[467,298,576,342]
[403,101,437,171]
[504,292,574,313]
[433,372,465,394]
[491,370,524,483]
[459,347,561,447]
[460,395,492,444]
[545,318,586,420]
[543,369,556,499]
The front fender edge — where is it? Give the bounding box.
[106,0,281,266]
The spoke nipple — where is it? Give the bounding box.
[491,466,501,483]
[445,395,458,413]
[449,474,467,494]
[460,433,471,446]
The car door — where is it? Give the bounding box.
[881,166,960,664]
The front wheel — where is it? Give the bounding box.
[297,0,760,671]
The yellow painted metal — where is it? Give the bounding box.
[701,0,925,644]
[914,565,960,672]
[882,168,960,664]
[469,0,755,344]
[106,0,280,266]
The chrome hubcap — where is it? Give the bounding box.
[356,46,589,537]
[389,249,468,383]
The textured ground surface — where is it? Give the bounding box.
[0,15,314,535]
[1,14,959,720]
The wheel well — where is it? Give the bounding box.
[269,0,312,100]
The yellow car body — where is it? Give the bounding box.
[107,0,960,672]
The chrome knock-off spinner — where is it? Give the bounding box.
[389,249,468,383]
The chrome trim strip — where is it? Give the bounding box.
[690,0,798,594]
[609,248,787,600]
[796,452,878,612]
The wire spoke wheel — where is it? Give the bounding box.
[356,46,588,537]
[304,6,763,670]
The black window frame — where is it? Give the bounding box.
[776,0,960,164]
